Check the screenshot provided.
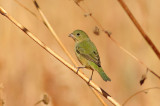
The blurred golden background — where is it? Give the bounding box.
[0,0,160,106]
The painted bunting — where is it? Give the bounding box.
[69,30,111,82]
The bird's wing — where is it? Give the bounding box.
[76,41,101,67]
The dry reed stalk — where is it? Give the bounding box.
[0,7,121,106]
[117,0,160,59]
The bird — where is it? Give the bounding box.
[69,30,111,82]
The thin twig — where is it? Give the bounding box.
[122,87,160,106]
[109,36,160,80]
[73,1,160,80]
[14,0,44,23]
[117,0,160,59]
[0,7,121,106]
[32,0,108,105]
[14,0,40,20]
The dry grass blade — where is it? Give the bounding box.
[122,87,160,106]
[0,7,121,106]
[117,0,160,59]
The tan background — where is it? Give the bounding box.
[0,0,160,106]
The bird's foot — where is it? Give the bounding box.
[76,66,85,73]
[87,70,93,85]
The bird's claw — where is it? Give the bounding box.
[87,77,92,85]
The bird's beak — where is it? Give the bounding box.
[69,33,76,41]
[68,33,73,38]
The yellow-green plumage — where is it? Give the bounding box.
[69,30,111,81]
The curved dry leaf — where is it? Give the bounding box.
[93,26,100,35]
[140,74,147,85]
[42,94,49,105]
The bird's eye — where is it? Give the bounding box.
[77,33,80,36]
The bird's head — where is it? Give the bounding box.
[69,30,89,42]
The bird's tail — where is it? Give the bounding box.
[97,67,111,81]
[91,64,111,81]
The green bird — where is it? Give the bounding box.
[69,30,111,82]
